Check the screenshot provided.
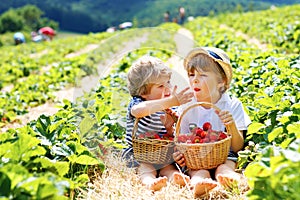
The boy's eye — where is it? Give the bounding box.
[188,73,195,77]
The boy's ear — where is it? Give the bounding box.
[217,81,226,90]
[141,94,148,99]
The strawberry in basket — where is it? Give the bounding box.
[138,131,174,141]
[178,122,228,144]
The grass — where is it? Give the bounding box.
[78,149,250,200]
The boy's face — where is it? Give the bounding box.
[141,79,172,100]
[188,68,223,103]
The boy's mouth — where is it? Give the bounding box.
[194,87,201,92]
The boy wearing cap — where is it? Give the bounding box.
[173,47,251,197]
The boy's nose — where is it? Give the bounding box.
[192,77,199,83]
[165,86,171,93]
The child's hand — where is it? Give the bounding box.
[160,113,175,135]
[172,86,193,105]
[215,110,234,125]
[173,151,186,167]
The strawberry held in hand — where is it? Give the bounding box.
[164,108,179,123]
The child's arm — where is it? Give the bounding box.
[216,110,244,152]
[131,86,193,118]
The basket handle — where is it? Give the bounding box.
[174,102,231,141]
[132,118,140,139]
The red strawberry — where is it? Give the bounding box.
[178,135,188,143]
[138,133,145,139]
[1,117,7,122]
[145,132,153,138]
[192,136,201,143]
[204,137,210,143]
[195,127,204,137]
[218,132,227,140]
[200,130,207,138]
[203,122,212,131]
[209,134,218,142]
[154,133,161,139]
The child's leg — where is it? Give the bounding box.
[159,164,190,186]
[137,162,167,191]
[188,169,218,197]
[215,160,242,189]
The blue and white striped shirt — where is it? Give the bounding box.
[122,96,168,161]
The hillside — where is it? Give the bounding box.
[0,0,299,33]
[0,4,299,200]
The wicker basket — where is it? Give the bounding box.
[132,118,174,164]
[175,102,232,170]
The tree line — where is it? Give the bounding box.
[0,5,58,34]
[0,0,298,34]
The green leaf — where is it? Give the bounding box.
[3,132,42,162]
[287,123,300,138]
[23,146,47,162]
[51,143,73,157]
[268,127,283,142]
[245,162,271,178]
[0,163,29,189]
[79,115,96,135]
[248,122,265,134]
[49,119,66,134]
[67,141,89,155]
[36,115,51,135]
[0,172,11,196]
[0,132,14,142]
[69,154,99,165]
[35,157,70,177]
[73,174,89,186]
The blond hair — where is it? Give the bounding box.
[127,55,172,96]
[185,53,228,93]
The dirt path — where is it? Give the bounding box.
[1,35,148,132]
[168,28,194,91]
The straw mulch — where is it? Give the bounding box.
[77,150,249,200]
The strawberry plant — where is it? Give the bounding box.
[0,109,104,198]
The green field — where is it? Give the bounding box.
[0,4,299,200]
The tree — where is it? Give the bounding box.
[235,4,244,13]
[0,9,24,33]
[17,5,44,31]
[0,5,59,34]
